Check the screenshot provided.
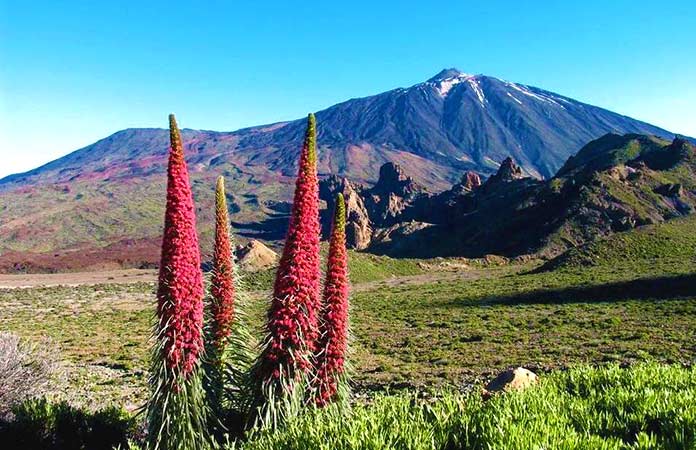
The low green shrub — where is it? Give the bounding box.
[0,397,137,450]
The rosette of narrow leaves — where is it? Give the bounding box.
[147,114,209,450]
[251,113,322,428]
[313,193,351,407]
[204,176,256,440]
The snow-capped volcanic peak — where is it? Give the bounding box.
[435,74,471,96]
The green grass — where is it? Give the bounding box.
[544,215,696,272]
[347,264,695,386]
[243,250,425,290]
[239,363,696,449]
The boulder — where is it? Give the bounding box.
[483,367,538,398]
[235,240,278,272]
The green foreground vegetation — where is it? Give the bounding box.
[4,364,692,449]
[0,216,695,447]
[239,363,696,449]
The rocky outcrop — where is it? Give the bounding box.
[363,163,427,227]
[320,175,373,250]
[317,134,696,260]
[484,157,524,186]
[235,240,278,272]
[654,183,684,198]
[371,221,433,245]
[370,162,425,198]
[460,171,482,192]
[319,162,427,249]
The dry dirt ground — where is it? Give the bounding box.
[0,269,158,288]
[0,266,486,290]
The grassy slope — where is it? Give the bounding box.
[541,135,696,256]
[543,215,696,272]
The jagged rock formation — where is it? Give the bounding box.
[483,157,524,187]
[320,162,429,250]
[362,163,426,227]
[459,171,482,193]
[322,134,696,259]
[320,176,373,250]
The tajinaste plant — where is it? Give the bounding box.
[312,193,351,406]
[204,176,255,438]
[251,113,321,428]
[147,114,209,450]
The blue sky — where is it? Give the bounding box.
[1,0,694,178]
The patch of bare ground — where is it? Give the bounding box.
[0,269,157,288]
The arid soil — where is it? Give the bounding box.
[0,269,157,288]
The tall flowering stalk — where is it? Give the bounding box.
[147,114,208,450]
[204,176,255,437]
[252,113,321,427]
[209,176,236,365]
[313,193,351,406]
[205,176,237,421]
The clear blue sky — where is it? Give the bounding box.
[1,0,694,178]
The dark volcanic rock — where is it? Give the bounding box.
[654,183,684,198]
[369,221,434,254]
[484,157,524,186]
[363,163,427,227]
[370,162,425,198]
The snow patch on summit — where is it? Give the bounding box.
[433,73,472,97]
[506,92,523,105]
[430,74,487,107]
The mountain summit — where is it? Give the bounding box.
[0,69,689,269]
[426,68,469,82]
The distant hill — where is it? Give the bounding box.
[0,69,691,271]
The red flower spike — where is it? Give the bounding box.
[156,113,205,378]
[258,113,322,384]
[313,193,350,406]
